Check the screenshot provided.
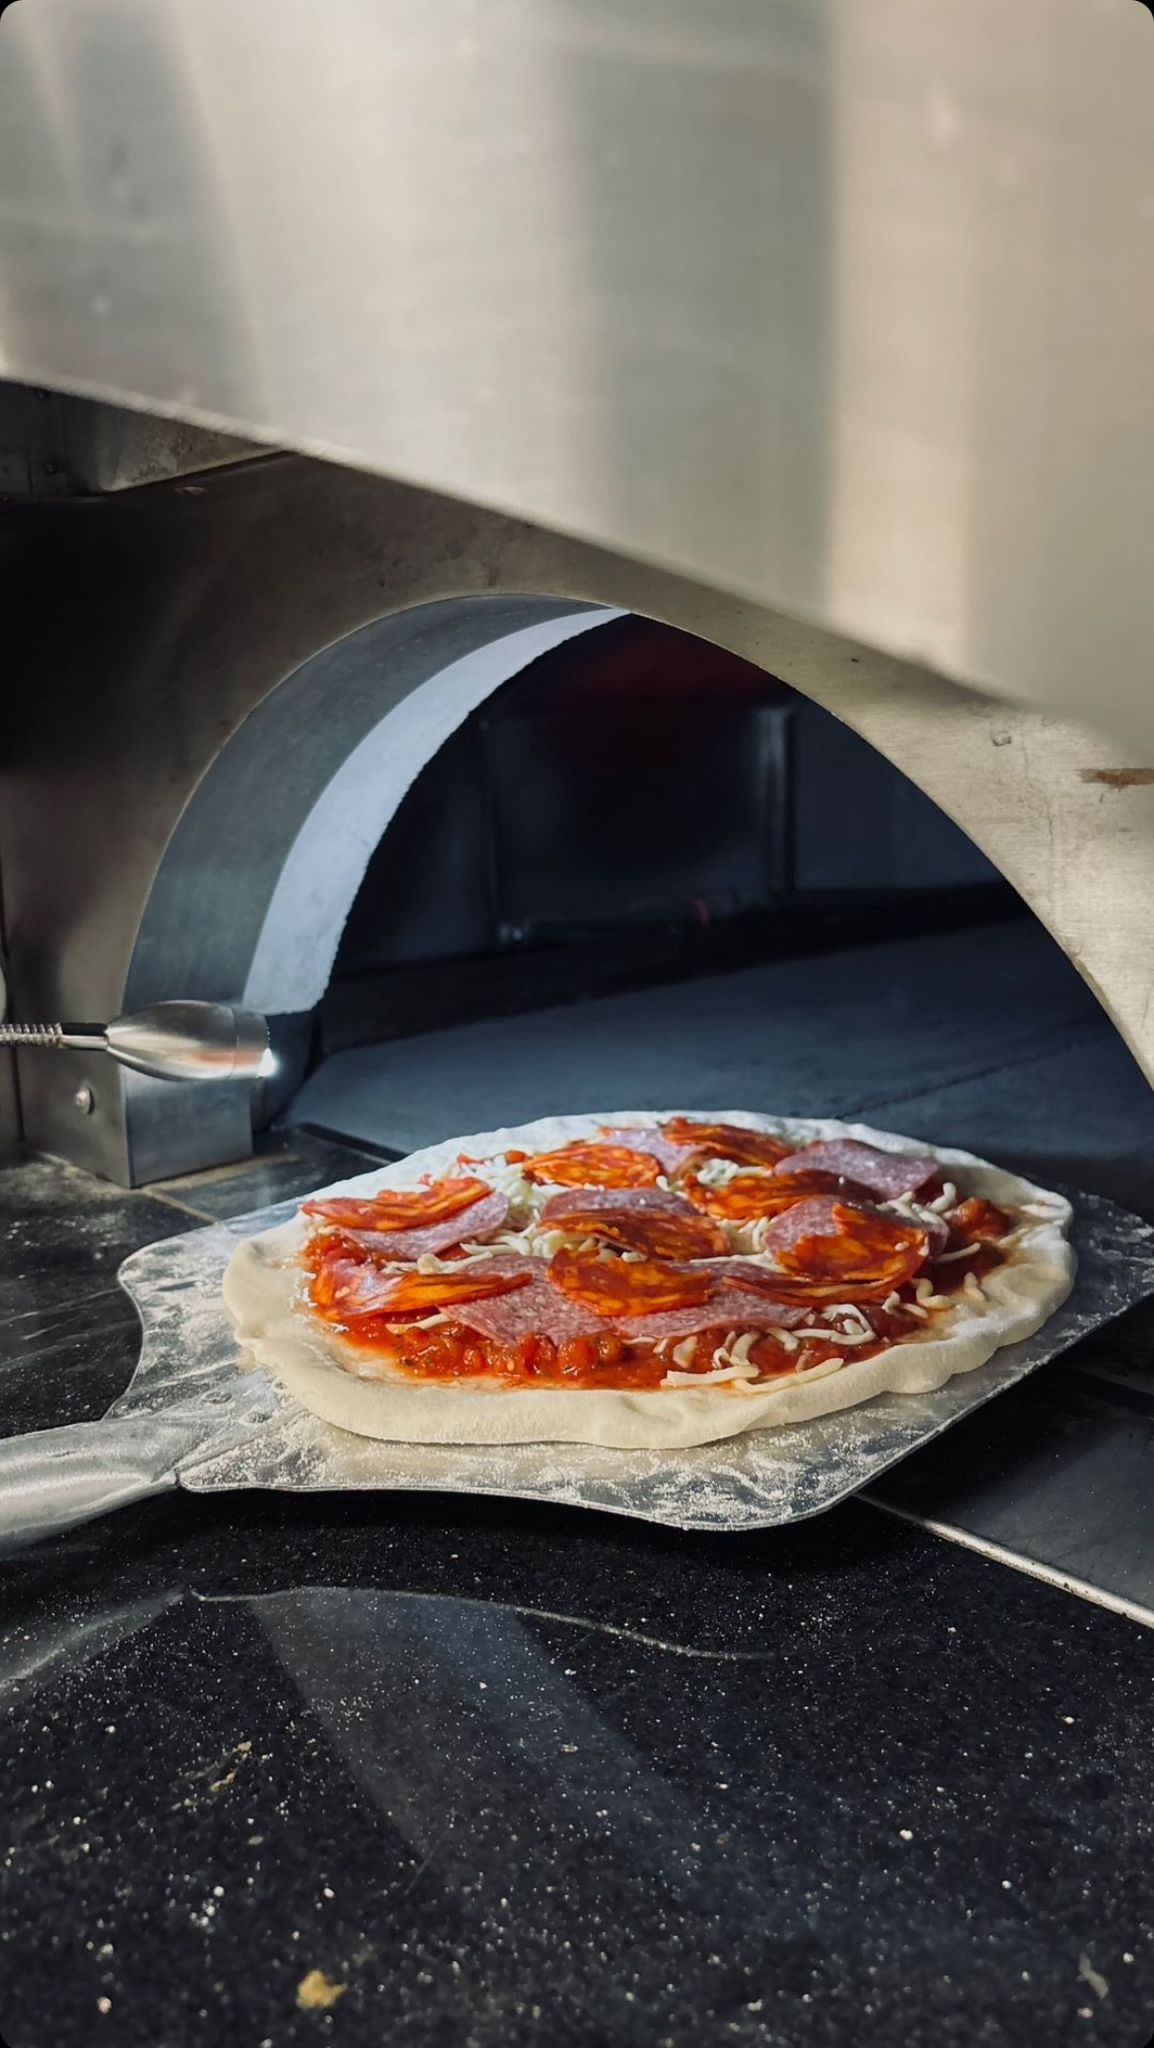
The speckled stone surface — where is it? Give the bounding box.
[0,1139,384,1441]
[3,1493,1154,2048]
[2,1147,1154,2047]
[0,1158,192,1440]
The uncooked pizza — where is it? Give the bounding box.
[223,1110,1074,1450]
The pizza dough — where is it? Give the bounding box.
[222,1110,1075,1450]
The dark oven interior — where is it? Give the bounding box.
[257,613,1154,1224]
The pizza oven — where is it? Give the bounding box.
[3,2,1154,1198]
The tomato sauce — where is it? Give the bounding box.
[946,1197,1012,1244]
[304,1244,941,1391]
[928,1242,1005,1292]
[322,1313,881,1391]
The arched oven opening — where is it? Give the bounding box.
[242,613,1154,1220]
[9,454,1154,1206]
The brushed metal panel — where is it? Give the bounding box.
[2,2,1154,742]
[0,382,259,494]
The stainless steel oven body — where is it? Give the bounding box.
[3,1,1154,1183]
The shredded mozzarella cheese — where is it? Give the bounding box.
[935,1241,980,1263]
[694,1157,776,1189]
[662,1361,760,1387]
[793,1356,844,1382]
[885,1190,950,1235]
[821,1302,873,1332]
[457,1155,555,1216]
[791,1326,875,1346]
[734,1355,844,1393]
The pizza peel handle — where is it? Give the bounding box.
[0,1415,185,1551]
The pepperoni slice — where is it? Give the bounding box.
[773,1141,940,1201]
[614,1291,808,1341]
[522,1142,665,1189]
[540,1187,727,1259]
[309,1252,533,1322]
[761,1197,930,1292]
[549,1248,715,1317]
[661,1118,795,1168]
[684,1167,876,1223]
[311,1189,510,1261]
[303,1176,493,1234]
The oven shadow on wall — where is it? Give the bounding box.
[263,616,1154,1217]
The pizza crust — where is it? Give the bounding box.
[222,1110,1075,1450]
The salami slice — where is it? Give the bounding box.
[773,1141,940,1200]
[549,1248,714,1316]
[309,1250,533,1321]
[684,1167,876,1223]
[614,1291,809,1342]
[761,1197,930,1292]
[444,1265,608,1344]
[540,1187,727,1259]
[598,1126,701,1174]
[522,1141,665,1189]
[313,1188,510,1261]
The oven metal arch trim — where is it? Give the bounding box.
[8,457,1153,1182]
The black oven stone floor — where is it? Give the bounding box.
[292,920,1154,1220]
[1,1132,1154,2046]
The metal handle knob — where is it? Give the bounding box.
[0,1001,272,1082]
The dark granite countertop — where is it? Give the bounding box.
[2,1141,1154,2048]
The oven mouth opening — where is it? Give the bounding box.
[192,606,1152,1223]
[20,570,1146,1204]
